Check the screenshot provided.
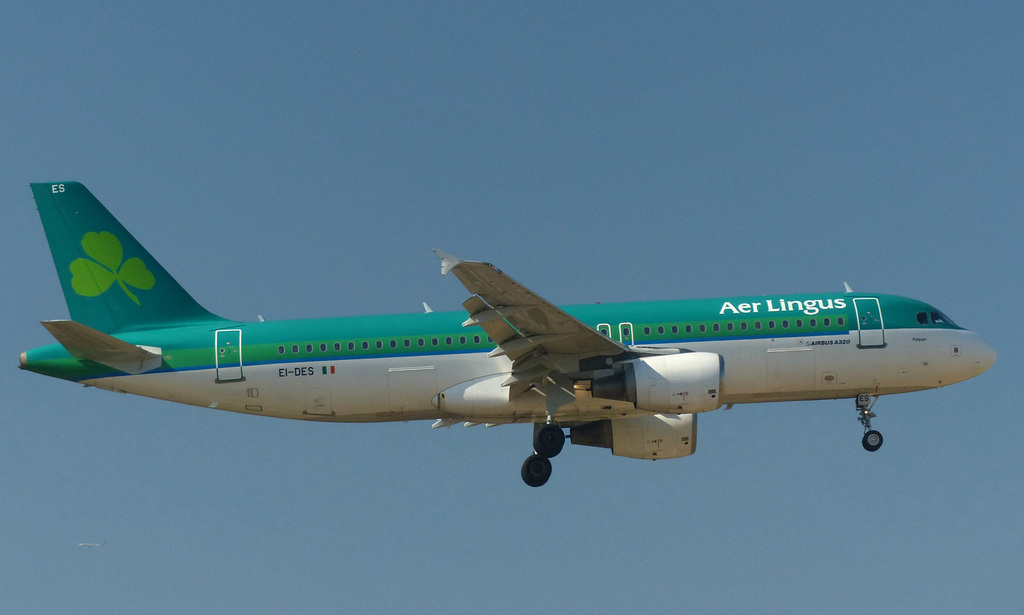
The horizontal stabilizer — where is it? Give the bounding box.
[42,320,163,375]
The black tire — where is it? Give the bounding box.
[862,430,883,452]
[533,423,565,458]
[521,454,552,487]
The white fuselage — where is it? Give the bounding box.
[86,326,991,424]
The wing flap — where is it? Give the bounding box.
[436,251,629,414]
[437,252,626,362]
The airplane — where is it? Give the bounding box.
[21,182,996,487]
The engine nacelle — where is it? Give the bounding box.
[570,413,697,460]
[591,352,722,413]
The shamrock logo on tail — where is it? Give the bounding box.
[70,231,155,305]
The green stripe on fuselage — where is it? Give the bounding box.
[22,292,962,382]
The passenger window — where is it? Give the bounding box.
[376,341,383,349]
[278,345,285,355]
[418,339,425,347]
[292,345,299,354]
[755,322,762,330]
[390,340,397,349]
[334,342,341,351]
[727,323,734,332]
[671,325,678,334]
[685,325,693,334]
[643,327,651,335]
[795,319,803,328]
[320,343,327,352]
[445,336,453,345]
[713,323,720,332]
[699,324,707,333]
[823,318,831,327]
[837,317,845,326]
[781,320,788,329]
[768,321,775,330]
[306,344,313,353]
[432,338,439,346]
[459,336,466,344]
[809,319,816,327]
[404,339,411,348]
[474,335,480,344]
[362,341,369,350]
[348,342,355,351]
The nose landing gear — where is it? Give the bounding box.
[856,393,883,452]
[862,429,883,452]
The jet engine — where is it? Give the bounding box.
[570,413,697,459]
[591,352,722,413]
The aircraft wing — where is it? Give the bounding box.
[434,251,628,399]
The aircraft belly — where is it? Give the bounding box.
[84,353,515,423]
[706,331,872,403]
[326,353,509,420]
[77,330,981,421]
[85,369,259,414]
[706,328,980,405]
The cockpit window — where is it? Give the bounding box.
[921,311,958,325]
[917,310,956,326]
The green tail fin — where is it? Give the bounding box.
[31,182,229,333]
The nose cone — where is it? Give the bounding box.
[974,334,996,376]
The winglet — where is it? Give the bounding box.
[843,282,854,293]
[432,250,463,276]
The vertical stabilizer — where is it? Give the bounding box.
[31,182,228,333]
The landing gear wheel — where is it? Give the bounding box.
[855,394,883,452]
[534,423,565,458]
[521,454,552,487]
[862,430,883,452]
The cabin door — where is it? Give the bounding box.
[215,329,244,382]
[617,322,634,345]
[853,298,886,348]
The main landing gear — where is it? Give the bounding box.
[521,422,565,487]
[856,393,884,452]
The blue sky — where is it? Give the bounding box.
[2,2,1021,613]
